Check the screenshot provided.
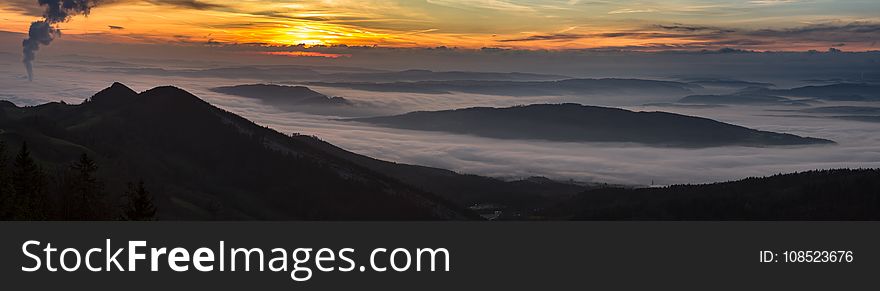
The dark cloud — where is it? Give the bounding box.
[40,0,100,23]
[108,25,124,29]
[499,33,585,42]
[1,0,228,15]
[696,39,773,46]
[22,0,103,81]
[655,24,735,33]
[0,0,47,16]
[250,10,330,22]
[500,22,879,50]
[145,0,227,10]
[654,22,880,48]
[655,24,713,31]
[208,22,278,29]
[748,22,880,42]
[596,32,709,39]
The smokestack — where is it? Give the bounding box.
[21,0,101,81]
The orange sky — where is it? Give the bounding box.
[1,0,878,51]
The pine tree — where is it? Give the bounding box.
[0,141,10,219]
[123,181,156,221]
[11,142,48,220]
[63,153,106,220]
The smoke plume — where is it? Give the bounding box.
[22,0,101,81]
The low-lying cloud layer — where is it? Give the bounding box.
[1,53,879,186]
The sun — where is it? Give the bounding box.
[294,39,326,46]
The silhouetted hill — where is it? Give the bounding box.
[717,83,880,102]
[322,69,569,82]
[800,106,880,114]
[544,169,880,220]
[0,83,475,220]
[768,106,880,124]
[679,93,812,106]
[679,77,774,88]
[212,84,350,106]
[308,78,699,96]
[770,83,880,101]
[349,103,834,147]
[678,83,880,105]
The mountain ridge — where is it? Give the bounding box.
[307,78,700,96]
[211,84,351,106]
[348,103,834,147]
[0,83,477,220]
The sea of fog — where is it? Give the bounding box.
[1,54,879,185]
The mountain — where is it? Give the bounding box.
[679,77,774,89]
[834,116,880,123]
[678,83,880,106]
[801,106,880,114]
[543,169,880,220]
[0,83,473,220]
[285,136,591,219]
[773,106,880,123]
[322,69,570,82]
[679,92,812,106]
[348,103,834,147]
[762,83,880,101]
[212,84,350,106]
[776,83,880,101]
[0,83,590,220]
[307,78,699,96]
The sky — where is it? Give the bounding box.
[0,0,879,52]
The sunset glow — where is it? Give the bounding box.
[0,0,878,51]
[260,51,352,58]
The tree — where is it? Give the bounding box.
[0,141,10,219]
[11,142,48,220]
[123,181,156,221]
[62,153,107,220]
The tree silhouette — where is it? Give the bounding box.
[0,142,11,219]
[62,153,107,220]
[11,142,48,220]
[123,181,156,221]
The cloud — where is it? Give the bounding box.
[748,0,799,5]
[2,51,880,185]
[238,96,880,185]
[478,21,880,50]
[425,0,535,12]
[606,22,880,50]
[108,25,124,30]
[748,22,880,43]
[499,33,585,42]
[145,0,228,10]
[608,8,656,14]
[655,24,735,33]
[0,0,46,16]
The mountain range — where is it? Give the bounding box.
[679,93,813,106]
[0,83,588,219]
[307,78,699,96]
[348,103,834,147]
[2,83,877,220]
[678,83,880,106]
[212,84,351,107]
[544,169,880,220]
